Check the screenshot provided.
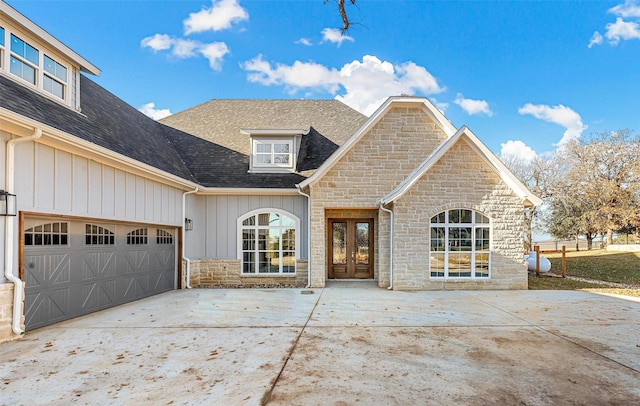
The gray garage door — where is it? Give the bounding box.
[22,218,177,330]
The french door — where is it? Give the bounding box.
[328,218,374,279]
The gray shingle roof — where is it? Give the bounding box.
[160,99,367,156]
[1,75,367,189]
[1,74,195,182]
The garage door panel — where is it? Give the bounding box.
[82,252,117,280]
[23,218,177,331]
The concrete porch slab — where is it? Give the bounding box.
[1,289,639,405]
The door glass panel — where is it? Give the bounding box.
[332,222,347,265]
[355,222,369,265]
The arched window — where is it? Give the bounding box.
[85,224,115,245]
[238,210,299,274]
[24,222,68,246]
[429,209,490,279]
[127,228,148,245]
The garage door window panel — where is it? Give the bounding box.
[24,222,69,246]
[85,224,115,245]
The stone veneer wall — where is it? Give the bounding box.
[309,106,450,288]
[185,259,308,288]
[392,138,527,290]
[0,283,23,342]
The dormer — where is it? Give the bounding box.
[242,129,309,173]
[0,1,100,112]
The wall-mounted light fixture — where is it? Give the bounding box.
[185,218,193,231]
[0,190,17,216]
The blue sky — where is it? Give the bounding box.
[7,0,640,159]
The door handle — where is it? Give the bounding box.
[351,251,355,262]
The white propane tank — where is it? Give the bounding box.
[526,252,551,273]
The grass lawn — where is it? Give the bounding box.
[528,249,640,297]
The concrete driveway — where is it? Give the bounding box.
[1,285,639,405]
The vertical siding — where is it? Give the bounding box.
[185,194,308,260]
[54,150,73,211]
[10,140,183,226]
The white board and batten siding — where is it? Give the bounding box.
[184,194,308,260]
[14,142,184,225]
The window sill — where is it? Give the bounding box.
[241,273,297,278]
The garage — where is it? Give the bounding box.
[21,216,178,330]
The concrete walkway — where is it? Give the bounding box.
[1,287,639,405]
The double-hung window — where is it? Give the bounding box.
[43,55,67,99]
[430,209,491,279]
[0,26,5,69]
[10,34,39,85]
[239,210,298,274]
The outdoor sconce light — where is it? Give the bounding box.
[185,218,193,231]
[0,190,17,216]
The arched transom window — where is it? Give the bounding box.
[239,210,298,274]
[429,209,491,279]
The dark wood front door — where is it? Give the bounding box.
[328,219,374,279]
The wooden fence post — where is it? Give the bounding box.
[562,245,567,278]
[535,245,540,277]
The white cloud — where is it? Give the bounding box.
[500,140,537,163]
[141,36,230,70]
[139,102,172,120]
[454,93,493,116]
[295,38,312,46]
[200,42,230,70]
[321,28,355,46]
[430,97,449,113]
[588,31,603,48]
[590,1,640,46]
[518,103,587,146]
[609,0,640,18]
[605,17,640,44]
[172,39,200,58]
[140,34,173,51]
[183,0,248,34]
[241,54,445,116]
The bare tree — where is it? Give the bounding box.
[561,129,640,246]
[501,154,558,252]
[326,0,357,31]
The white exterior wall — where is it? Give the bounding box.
[184,194,308,260]
[0,136,184,283]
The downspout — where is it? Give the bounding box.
[379,202,394,290]
[182,187,199,289]
[5,128,43,335]
[296,185,311,288]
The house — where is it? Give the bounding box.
[0,2,542,341]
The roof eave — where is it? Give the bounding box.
[0,2,101,76]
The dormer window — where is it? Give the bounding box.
[43,55,67,99]
[254,139,294,168]
[0,26,5,69]
[10,33,38,85]
[243,129,307,173]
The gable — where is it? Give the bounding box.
[381,126,543,207]
[298,96,456,190]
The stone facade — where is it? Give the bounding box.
[0,283,23,343]
[307,105,528,290]
[392,139,527,290]
[309,106,450,288]
[185,259,308,288]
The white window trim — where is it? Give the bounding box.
[250,138,296,173]
[237,208,300,275]
[1,25,72,106]
[429,209,492,280]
